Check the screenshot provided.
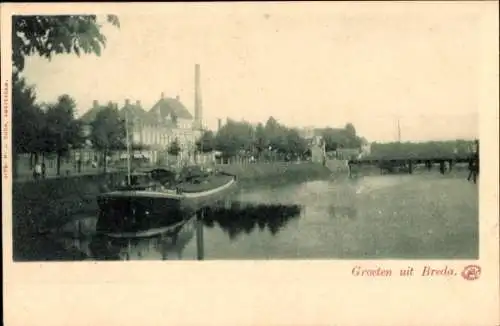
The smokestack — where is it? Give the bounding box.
[218,118,222,131]
[194,64,202,130]
[92,100,99,109]
[125,99,130,107]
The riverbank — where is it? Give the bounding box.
[11,162,332,245]
[221,161,332,189]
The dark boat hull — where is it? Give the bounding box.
[96,174,237,237]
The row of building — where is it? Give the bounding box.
[78,65,205,165]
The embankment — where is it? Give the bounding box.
[220,161,332,189]
[12,162,331,234]
[12,172,126,234]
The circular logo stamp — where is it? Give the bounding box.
[461,265,481,281]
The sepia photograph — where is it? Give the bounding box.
[2,2,498,325]
[10,8,482,262]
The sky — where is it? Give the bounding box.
[19,2,487,142]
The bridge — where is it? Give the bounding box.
[347,155,475,175]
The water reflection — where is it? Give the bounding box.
[16,175,476,260]
[326,205,357,219]
[89,217,195,261]
[48,202,302,260]
[203,203,302,240]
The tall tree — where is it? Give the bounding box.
[90,104,126,172]
[12,15,120,72]
[12,72,46,176]
[344,123,357,138]
[42,95,83,175]
[196,130,215,153]
[285,128,308,157]
[253,123,268,156]
[215,120,254,157]
[11,15,120,176]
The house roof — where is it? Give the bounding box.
[119,102,156,125]
[79,96,193,127]
[80,105,104,123]
[149,97,193,120]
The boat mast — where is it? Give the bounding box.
[397,117,401,143]
[195,63,203,165]
[125,109,131,185]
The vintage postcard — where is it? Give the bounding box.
[2,2,499,325]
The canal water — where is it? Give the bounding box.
[35,171,478,260]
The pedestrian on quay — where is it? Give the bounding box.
[41,162,46,179]
[467,153,478,184]
[33,162,42,180]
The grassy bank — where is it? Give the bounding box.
[220,162,332,189]
[12,172,126,236]
[12,162,331,235]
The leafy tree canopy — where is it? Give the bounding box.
[214,120,254,156]
[168,138,181,156]
[12,14,120,72]
[196,130,216,153]
[43,94,83,154]
[12,72,45,154]
[90,104,126,151]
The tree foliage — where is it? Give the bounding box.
[284,128,308,155]
[90,104,126,152]
[344,123,356,138]
[253,123,268,154]
[12,72,45,155]
[168,138,181,156]
[12,75,83,172]
[11,14,120,176]
[196,130,215,153]
[89,104,126,172]
[12,15,120,72]
[43,95,82,151]
[214,119,255,157]
[214,117,310,160]
[321,124,362,152]
[42,95,83,174]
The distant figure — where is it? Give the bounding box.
[347,160,352,178]
[33,162,42,180]
[467,153,479,184]
[99,175,111,193]
[439,160,445,174]
[425,160,432,171]
[41,162,46,179]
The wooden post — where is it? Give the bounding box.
[196,210,205,260]
[408,161,413,174]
